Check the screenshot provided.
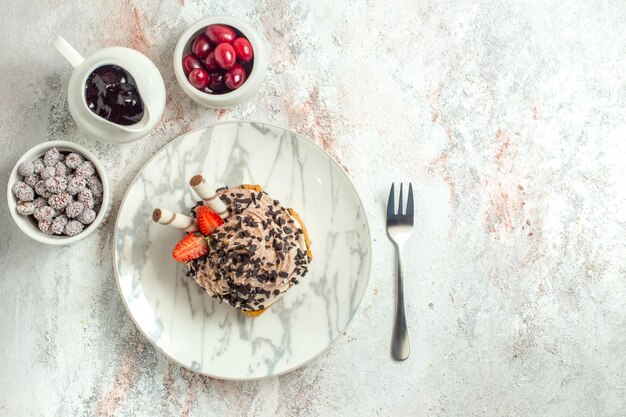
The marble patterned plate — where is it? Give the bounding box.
[114,122,371,380]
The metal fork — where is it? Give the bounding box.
[386,183,414,361]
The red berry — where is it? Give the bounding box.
[204,51,219,71]
[196,205,224,236]
[182,54,204,76]
[214,43,236,69]
[205,24,236,44]
[172,232,209,262]
[208,71,226,92]
[233,37,253,62]
[191,34,212,59]
[188,68,209,90]
[224,64,246,90]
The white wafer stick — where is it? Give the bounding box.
[152,208,199,232]
[189,175,229,219]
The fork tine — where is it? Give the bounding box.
[406,183,414,217]
[387,183,395,218]
[397,183,404,216]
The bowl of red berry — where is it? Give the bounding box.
[7,141,110,245]
[174,16,267,108]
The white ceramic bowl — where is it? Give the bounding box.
[173,16,268,108]
[7,140,110,245]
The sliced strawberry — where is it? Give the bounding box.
[172,232,209,262]
[196,205,224,236]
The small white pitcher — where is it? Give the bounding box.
[53,35,166,144]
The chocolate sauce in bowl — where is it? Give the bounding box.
[84,65,144,126]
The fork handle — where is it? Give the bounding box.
[392,245,410,360]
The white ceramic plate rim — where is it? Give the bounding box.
[113,121,372,380]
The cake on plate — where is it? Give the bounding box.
[153,175,312,317]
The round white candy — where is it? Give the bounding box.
[18,161,34,176]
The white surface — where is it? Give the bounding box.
[1,0,626,416]
[115,123,370,379]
